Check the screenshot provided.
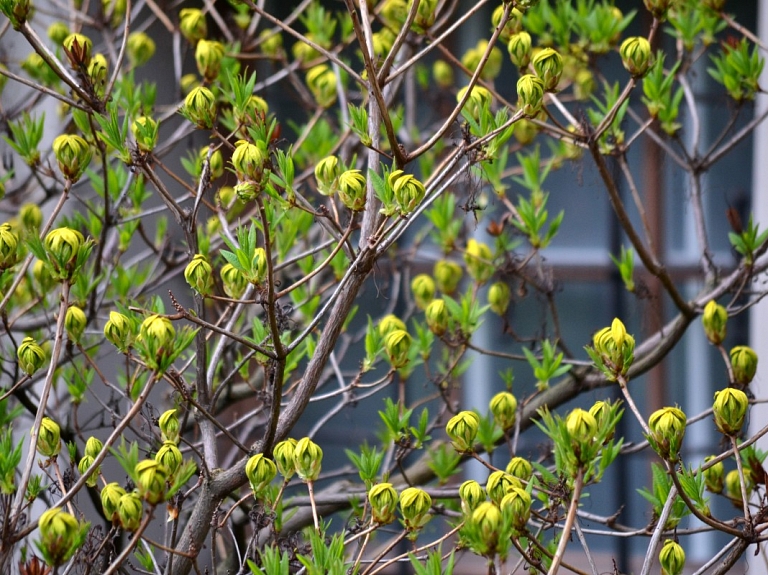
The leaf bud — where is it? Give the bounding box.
[434,260,463,294]
[712,387,749,435]
[648,407,686,460]
[500,486,531,530]
[425,298,449,336]
[273,438,297,479]
[65,305,87,343]
[158,409,180,444]
[459,479,486,515]
[378,314,406,338]
[730,345,758,386]
[179,8,207,44]
[488,282,511,316]
[507,31,532,69]
[183,86,217,129]
[702,456,724,494]
[231,140,266,183]
[368,482,398,524]
[464,239,494,283]
[155,441,183,477]
[52,134,92,182]
[411,274,435,310]
[126,32,155,67]
[619,36,653,78]
[47,22,70,44]
[294,437,323,482]
[445,410,480,453]
[131,116,159,153]
[63,33,92,68]
[233,95,268,136]
[117,490,143,530]
[36,416,61,457]
[338,169,367,211]
[104,310,133,351]
[44,227,85,272]
[490,391,517,430]
[184,254,213,295]
[702,300,727,345]
[485,470,521,505]
[19,203,42,234]
[659,539,685,575]
[245,453,277,495]
[389,170,426,214]
[78,454,99,487]
[18,336,46,376]
[517,74,545,116]
[0,223,19,269]
[306,64,338,108]
[399,486,432,530]
[532,48,563,91]
[135,459,168,504]
[220,263,247,299]
[38,508,84,566]
[195,39,225,81]
[314,155,341,196]
[384,329,412,368]
[101,482,126,522]
[505,457,532,481]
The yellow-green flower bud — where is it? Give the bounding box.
[384,329,411,368]
[566,408,597,444]
[294,437,323,482]
[155,441,183,477]
[492,5,523,42]
[486,470,521,505]
[389,170,426,214]
[648,407,686,460]
[425,298,449,336]
[338,169,367,211]
[643,0,672,19]
[399,486,432,530]
[411,274,435,310]
[464,239,494,283]
[199,147,224,180]
[380,0,407,28]
[725,469,748,503]
[85,436,103,459]
[245,453,277,495]
[158,409,180,444]
[131,116,159,153]
[184,86,217,129]
[457,85,493,120]
[251,247,268,284]
[459,479,486,515]
[507,31,532,69]
[220,263,247,299]
[36,416,61,457]
[103,0,127,26]
[52,134,92,182]
[195,39,225,81]
[65,305,87,343]
[378,314,406,338]
[273,438,297,479]
[234,181,259,202]
[713,387,749,435]
[591,317,636,378]
[258,29,283,58]
[231,140,266,183]
[135,459,168,504]
[490,391,517,430]
[18,336,46,376]
[445,410,480,453]
[461,40,502,81]
[38,508,84,566]
[730,346,758,386]
[702,300,727,345]
[45,227,85,276]
[0,223,18,269]
[314,156,341,196]
[179,8,207,44]
[291,39,320,63]
[505,457,532,481]
[432,60,454,89]
[78,454,99,487]
[101,482,126,522]
[126,32,155,67]
[408,0,437,32]
[104,310,133,351]
[369,482,398,524]
[532,48,563,92]
[88,53,108,93]
[469,501,500,552]
[47,22,70,44]
[659,539,685,575]
[500,486,531,530]
[488,282,510,316]
[619,37,653,78]
[703,456,724,494]
[517,74,545,116]
[140,314,175,349]
[184,254,213,295]
[117,490,143,531]
[19,203,42,234]
[306,64,337,108]
[63,33,92,68]
[434,260,463,294]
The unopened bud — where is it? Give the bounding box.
[306,64,337,107]
[384,329,411,368]
[293,437,323,482]
[63,33,92,68]
[44,227,85,276]
[199,147,224,180]
[183,86,217,129]
[245,453,277,495]
[258,30,283,58]
[104,310,133,351]
[38,508,84,566]
[158,409,180,444]
[500,486,531,530]
[195,39,225,81]
[19,203,42,234]
[434,260,463,294]
[505,457,532,481]
[273,438,297,479]
[36,416,61,457]
[52,135,92,182]
[65,305,87,343]
[457,85,492,120]
[730,346,758,386]
[101,482,126,522]
[140,314,175,350]
[19,336,46,376]
[532,48,563,91]
[492,5,523,42]
[713,387,749,435]
[369,482,398,524]
[135,459,168,504]
[117,490,143,530]
[445,411,480,453]
[411,274,435,310]
[314,156,341,196]
[517,74,545,116]
[702,300,727,345]
[464,239,494,283]
[231,140,266,183]
[425,299,449,335]
[490,391,517,430]
[643,0,672,19]
[433,60,453,89]
[399,486,432,530]
[131,116,158,153]
[488,282,510,315]
[0,223,19,269]
[220,263,247,299]
[155,441,183,477]
[619,37,653,78]
[78,454,99,487]
[389,170,426,215]
[179,8,207,44]
[126,32,155,67]
[184,254,213,295]
[469,501,500,552]
[338,169,367,211]
[703,456,724,494]
[486,470,521,505]
[507,31,532,69]
[659,539,685,575]
[566,408,597,444]
[459,479,486,515]
[648,407,687,460]
[378,314,406,338]
[85,436,103,459]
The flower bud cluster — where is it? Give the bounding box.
[38,508,88,566]
[389,170,426,215]
[588,318,635,380]
[445,410,480,453]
